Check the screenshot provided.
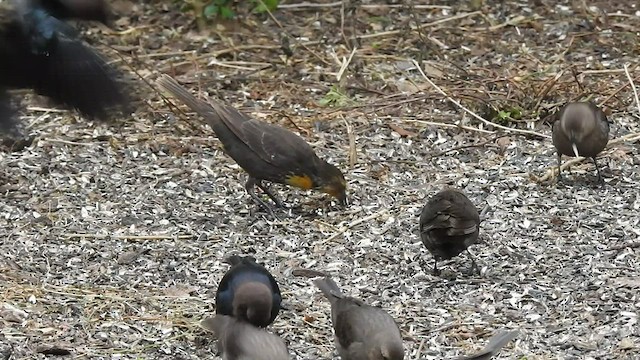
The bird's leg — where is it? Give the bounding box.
[592,157,604,185]
[466,250,480,275]
[556,152,563,182]
[432,259,441,276]
[245,177,276,217]
[256,181,285,208]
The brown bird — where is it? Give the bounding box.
[456,330,518,360]
[419,188,480,275]
[0,0,128,133]
[215,255,282,328]
[552,101,609,183]
[156,74,347,214]
[313,276,404,360]
[202,315,289,360]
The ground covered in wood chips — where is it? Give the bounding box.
[1,0,640,359]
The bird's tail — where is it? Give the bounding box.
[313,277,343,303]
[457,330,518,360]
[224,255,258,266]
[156,74,219,119]
[201,315,232,339]
[225,255,243,266]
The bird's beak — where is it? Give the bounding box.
[572,143,580,158]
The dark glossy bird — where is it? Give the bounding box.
[0,0,128,133]
[419,188,480,275]
[552,101,609,183]
[313,276,404,360]
[156,74,347,214]
[38,0,112,23]
[216,255,282,328]
[456,330,518,360]
[202,315,289,360]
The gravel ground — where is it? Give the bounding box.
[1,1,640,359]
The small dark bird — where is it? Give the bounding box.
[156,74,347,214]
[39,0,112,23]
[456,330,518,360]
[419,188,480,275]
[202,315,289,360]
[0,0,128,133]
[313,276,404,360]
[216,255,282,328]
[552,101,609,183]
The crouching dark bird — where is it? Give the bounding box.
[456,330,518,360]
[419,188,480,275]
[0,0,129,133]
[216,255,282,328]
[202,315,289,360]
[552,101,609,183]
[156,74,347,214]
[313,276,404,360]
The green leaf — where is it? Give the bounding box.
[252,0,279,13]
[203,3,219,18]
[219,6,235,19]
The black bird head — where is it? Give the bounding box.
[316,162,347,206]
[215,255,282,328]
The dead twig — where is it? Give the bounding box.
[624,64,640,114]
[411,60,550,139]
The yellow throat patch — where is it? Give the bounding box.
[286,174,314,190]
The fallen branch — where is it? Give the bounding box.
[412,59,550,139]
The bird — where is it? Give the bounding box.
[552,101,609,183]
[201,315,289,360]
[37,0,112,23]
[313,276,404,360]
[215,255,282,328]
[156,74,347,214]
[456,330,518,360]
[0,0,129,134]
[419,188,480,275]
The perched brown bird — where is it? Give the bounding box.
[313,276,404,360]
[552,102,609,183]
[202,315,289,360]
[216,255,282,328]
[456,330,518,360]
[0,0,128,133]
[419,188,480,275]
[156,74,347,214]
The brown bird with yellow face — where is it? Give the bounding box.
[156,74,347,214]
[552,101,609,183]
[314,276,404,360]
[419,188,480,275]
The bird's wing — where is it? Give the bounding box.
[211,101,319,172]
[35,36,128,119]
[420,196,478,236]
